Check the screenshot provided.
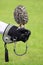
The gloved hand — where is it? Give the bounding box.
[10,28,31,42]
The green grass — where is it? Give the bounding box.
[0,0,43,65]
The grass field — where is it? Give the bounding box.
[0,0,43,65]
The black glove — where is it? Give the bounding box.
[8,26,31,42]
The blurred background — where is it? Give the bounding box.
[0,0,43,65]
